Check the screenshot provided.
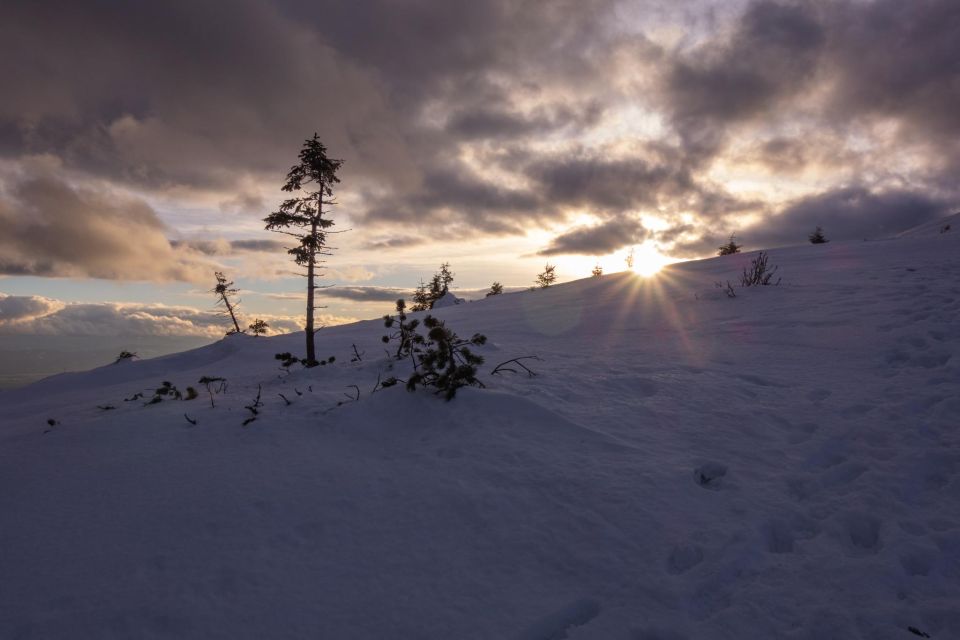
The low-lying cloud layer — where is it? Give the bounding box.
[1,0,958,277]
[0,293,310,337]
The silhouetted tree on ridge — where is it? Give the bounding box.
[264,134,343,366]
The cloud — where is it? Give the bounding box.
[314,286,407,303]
[0,294,314,337]
[826,0,960,148]
[171,238,287,256]
[747,187,950,246]
[0,169,212,281]
[1,0,959,262]
[665,186,950,256]
[361,236,425,251]
[539,218,648,256]
[0,293,64,323]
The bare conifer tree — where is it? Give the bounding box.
[212,271,242,334]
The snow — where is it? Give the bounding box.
[2,228,960,639]
[431,290,465,307]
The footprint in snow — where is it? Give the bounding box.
[667,544,704,574]
[834,513,882,556]
[632,629,688,640]
[693,462,727,490]
[514,598,601,640]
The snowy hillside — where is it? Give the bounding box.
[2,229,959,639]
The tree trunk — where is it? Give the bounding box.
[223,296,241,334]
[304,216,317,366]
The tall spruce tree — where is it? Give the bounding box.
[265,134,343,366]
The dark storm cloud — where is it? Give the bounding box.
[314,286,407,303]
[662,1,825,161]
[0,169,211,281]
[1,0,959,261]
[538,218,648,256]
[826,0,960,145]
[527,156,680,212]
[358,164,543,234]
[665,186,950,257]
[748,187,950,246]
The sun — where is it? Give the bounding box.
[629,245,671,277]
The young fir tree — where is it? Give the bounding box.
[412,263,456,310]
[427,262,455,306]
[411,279,431,311]
[213,271,242,334]
[248,318,269,336]
[592,264,603,277]
[809,226,829,244]
[718,234,742,256]
[536,263,557,288]
[264,134,343,366]
[486,281,503,297]
[625,247,635,269]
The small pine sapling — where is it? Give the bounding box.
[808,226,829,244]
[592,264,603,277]
[718,234,741,256]
[406,315,487,400]
[535,263,557,288]
[625,247,635,269]
[486,281,504,297]
[275,352,302,369]
[382,299,421,361]
[411,279,431,311]
[249,318,269,336]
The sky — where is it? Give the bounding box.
[1,0,958,345]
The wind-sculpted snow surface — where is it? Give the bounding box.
[2,229,960,639]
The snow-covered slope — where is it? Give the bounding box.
[2,231,959,639]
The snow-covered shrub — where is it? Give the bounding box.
[146,381,182,404]
[740,252,781,287]
[406,315,486,401]
[275,352,301,369]
[113,351,137,364]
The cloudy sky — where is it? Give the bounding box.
[1,0,958,344]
